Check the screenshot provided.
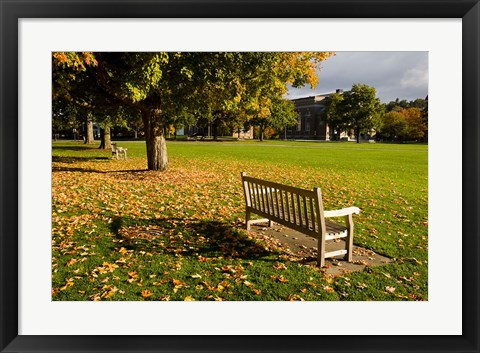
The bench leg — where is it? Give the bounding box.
[245,209,251,230]
[317,237,325,267]
[344,214,354,262]
[318,256,325,268]
[268,219,273,227]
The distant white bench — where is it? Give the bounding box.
[369,139,376,143]
[111,143,127,160]
[241,172,360,267]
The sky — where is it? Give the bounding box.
[286,51,428,103]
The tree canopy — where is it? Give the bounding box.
[324,92,346,140]
[325,84,383,143]
[378,106,428,142]
[379,111,408,140]
[53,52,334,170]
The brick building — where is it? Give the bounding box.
[287,89,348,141]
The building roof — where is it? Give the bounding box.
[289,89,345,103]
[290,94,329,102]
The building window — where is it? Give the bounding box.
[296,117,302,131]
[304,112,311,132]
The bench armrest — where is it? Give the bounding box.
[324,207,360,218]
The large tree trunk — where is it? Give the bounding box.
[356,128,360,143]
[98,126,112,150]
[84,113,95,144]
[146,133,167,171]
[143,110,168,171]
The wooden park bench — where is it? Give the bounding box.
[111,143,128,160]
[240,172,360,267]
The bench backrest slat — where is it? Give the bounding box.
[309,197,316,232]
[296,193,302,227]
[242,175,314,197]
[303,196,309,228]
[279,190,286,222]
[284,190,290,223]
[262,185,267,212]
[263,187,268,213]
[274,189,280,219]
[287,191,294,223]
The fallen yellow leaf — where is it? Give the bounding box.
[141,289,153,298]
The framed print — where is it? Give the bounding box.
[1,0,479,352]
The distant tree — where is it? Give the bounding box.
[95,109,129,149]
[379,111,408,140]
[385,100,398,112]
[269,97,299,140]
[121,107,143,140]
[402,108,427,140]
[397,99,409,109]
[325,92,347,141]
[250,96,298,141]
[384,97,427,112]
[422,96,428,142]
[330,84,384,143]
[382,98,428,142]
[52,98,94,143]
[410,98,427,109]
[52,98,82,136]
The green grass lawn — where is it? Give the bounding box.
[52,139,428,301]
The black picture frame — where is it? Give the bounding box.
[1,1,479,352]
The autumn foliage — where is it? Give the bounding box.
[52,141,428,301]
[52,52,334,170]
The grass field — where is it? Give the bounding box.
[52,139,428,301]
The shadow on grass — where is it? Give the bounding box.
[52,156,110,163]
[109,216,273,261]
[52,145,100,151]
[52,156,149,174]
[52,165,149,174]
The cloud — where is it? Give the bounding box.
[287,51,428,103]
[401,67,429,88]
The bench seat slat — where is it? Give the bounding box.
[246,210,348,240]
[325,232,347,241]
[325,249,348,258]
[325,220,348,233]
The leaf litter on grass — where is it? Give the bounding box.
[51,142,428,301]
